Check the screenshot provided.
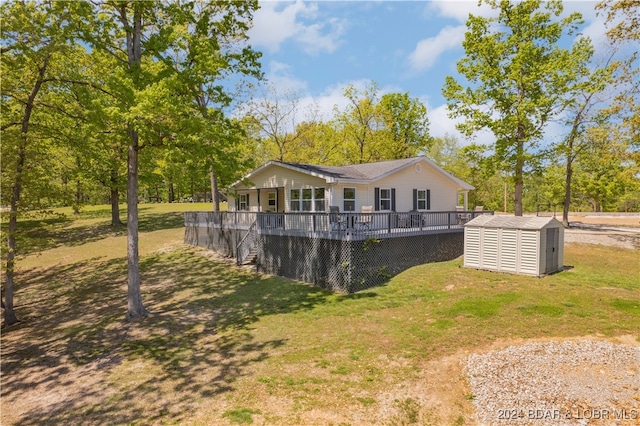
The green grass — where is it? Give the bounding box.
[1,203,639,426]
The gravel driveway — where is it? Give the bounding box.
[464,223,639,425]
[465,340,640,425]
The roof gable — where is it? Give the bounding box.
[230,156,474,190]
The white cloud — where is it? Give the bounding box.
[264,60,309,93]
[426,1,498,23]
[249,1,346,55]
[408,25,466,72]
[427,103,494,147]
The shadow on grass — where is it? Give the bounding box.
[4,211,185,257]
[1,246,333,425]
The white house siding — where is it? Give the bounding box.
[331,184,372,212]
[231,164,329,212]
[368,161,460,211]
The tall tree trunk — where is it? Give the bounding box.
[126,132,147,320]
[111,188,122,226]
[121,3,146,321]
[210,166,220,212]
[514,135,525,216]
[168,182,175,203]
[4,138,25,327]
[73,177,82,214]
[110,168,123,226]
[3,54,51,326]
[563,160,572,228]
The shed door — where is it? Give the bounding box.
[546,228,559,272]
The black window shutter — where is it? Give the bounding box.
[374,187,380,211]
[391,188,396,211]
[413,189,417,210]
[235,195,239,210]
[427,189,431,210]
[246,194,250,210]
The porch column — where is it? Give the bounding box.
[463,191,469,210]
[256,188,261,212]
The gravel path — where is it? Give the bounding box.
[465,340,640,425]
[564,228,640,250]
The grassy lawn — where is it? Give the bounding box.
[1,204,638,425]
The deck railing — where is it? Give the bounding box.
[185,210,493,239]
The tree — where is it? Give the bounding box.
[443,0,593,215]
[241,84,316,162]
[88,1,261,320]
[377,92,431,159]
[337,82,383,164]
[573,125,638,212]
[556,52,616,226]
[1,1,92,325]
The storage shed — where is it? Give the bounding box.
[464,215,564,276]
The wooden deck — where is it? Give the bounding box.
[184,210,493,241]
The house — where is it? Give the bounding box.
[226,156,474,214]
[184,157,489,293]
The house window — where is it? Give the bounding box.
[343,188,355,211]
[290,187,326,212]
[314,188,325,212]
[268,192,276,209]
[302,188,312,211]
[290,189,300,211]
[413,188,431,210]
[379,188,391,211]
[238,194,248,211]
[417,190,427,210]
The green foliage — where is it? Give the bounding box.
[242,81,432,166]
[443,0,594,215]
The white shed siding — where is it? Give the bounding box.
[464,227,481,267]
[500,229,518,272]
[519,230,539,275]
[481,228,499,270]
[464,216,564,276]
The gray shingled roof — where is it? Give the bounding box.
[279,157,418,180]
[465,215,562,230]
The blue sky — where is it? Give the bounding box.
[245,1,612,146]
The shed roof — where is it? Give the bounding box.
[465,215,563,230]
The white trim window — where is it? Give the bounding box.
[314,188,325,211]
[268,192,276,209]
[290,189,301,211]
[343,187,355,212]
[302,188,313,211]
[379,188,392,211]
[413,188,430,211]
[238,193,248,211]
[290,187,326,212]
[417,189,427,210]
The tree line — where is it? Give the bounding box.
[1,0,637,325]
